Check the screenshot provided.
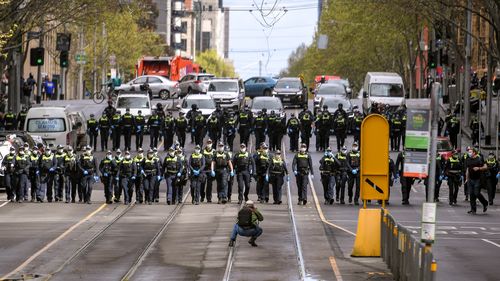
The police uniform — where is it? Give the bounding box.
[225,148,234,201]
[207,116,220,144]
[121,110,135,151]
[189,150,206,204]
[28,150,41,202]
[352,113,363,145]
[40,152,57,202]
[175,114,188,148]
[3,110,17,130]
[287,115,300,152]
[333,108,348,151]
[17,108,28,130]
[224,115,237,151]
[445,154,462,205]
[212,148,232,203]
[163,151,182,204]
[237,109,253,146]
[135,113,146,150]
[292,149,313,205]
[319,152,336,204]
[485,155,498,205]
[153,150,162,202]
[63,151,78,203]
[268,153,288,204]
[147,113,161,149]
[447,115,460,149]
[78,151,97,203]
[111,112,122,150]
[470,116,482,146]
[233,148,255,203]
[267,112,280,151]
[3,151,16,201]
[253,112,267,146]
[298,109,313,151]
[390,113,403,151]
[14,152,30,202]
[201,146,215,202]
[133,152,145,203]
[334,151,349,204]
[142,153,160,204]
[118,155,136,204]
[192,111,206,146]
[396,151,414,205]
[54,148,67,201]
[162,114,175,150]
[113,152,124,202]
[318,109,332,151]
[425,155,444,202]
[254,149,271,203]
[347,149,361,204]
[99,154,117,204]
[174,150,188,204]
[98,114,111,151]
[87,115,99,150]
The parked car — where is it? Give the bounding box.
[313,83,348,113]
[272,77,308,107]
[249,96,286,119]
[207,78,245,111]
[327,78,352,97]
[244,76,277,98]
[178,94,217,119]
[114,75,180,100]
[318,96,357,133]
[178,73,215,96]
[437,137,454,160]
[115,94,152,119]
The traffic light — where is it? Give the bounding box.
[60,51,69,67]
[428,51,437,69]
[30,47,44,66]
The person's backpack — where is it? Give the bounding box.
[237,207,253,228]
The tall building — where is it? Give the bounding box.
[193,0,227,58]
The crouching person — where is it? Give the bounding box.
[229,200,264,247]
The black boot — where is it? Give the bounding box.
[248,237,258,247]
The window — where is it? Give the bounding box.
[208,81,239,92]
[369,83,404,97]
[117,97,150,109]
[148,77,162,84]
[183,99,216,109]
[27,118,66,133]
[133,77,147,84]
[181,22,187,32]
[252,98,283,110]
[256,78,267,83]
[275,80,301,89]
[202,32,211,51]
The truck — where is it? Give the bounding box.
[135,56,202,81]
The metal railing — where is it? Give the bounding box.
[381,210,437,281]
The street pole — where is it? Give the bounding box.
[36,25,44,104]
[93,24,97,95]
[463,0,472,126]
[259,60,262,76]
[485,25,494,144]
[101,22,107,87]
[428,82,441,203]
[13,51,21,113]
[78,27,84,100]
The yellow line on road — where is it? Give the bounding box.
[309,176,356,237]
[329,256,344,281]
[0,203,107,280]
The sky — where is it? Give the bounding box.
[224,0,319,80]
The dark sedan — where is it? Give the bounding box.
[272,77,308,107]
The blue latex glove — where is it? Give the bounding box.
[137,126,141,130]
[439,175,444,181]
[177,172,182,177]
[83,170,88,175]
[286,176,290,182]
[191,128,195,133]
[230,171,235,177]
[497,174,500,179]
[460,176,464,182]
[157,176,161,181]
[131,176,136,180]
[444,176,448,181]
[211,170,216,177]
[94,176,99,182]
[265,174,269,182]
[294,170,298,176]
[36,170,40,175]
[104,172,108,177]
[352,169,357,175]
[49,167,55,172]
[115,177,119,181]
[193,169,200,176]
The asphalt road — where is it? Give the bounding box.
[0,98,498,281]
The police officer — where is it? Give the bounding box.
[192,107,206,146]
[163,147,182,205]
[78,146,97,204]
[118,151,136,205]
[103,100,116,119]
[147,110,161,149]
[142,149,160,204]
[253,110,268,146]
[174,147,188,204]
[470,114,483,146]
[319,147,336,205]
[254,143,271,203]
[111,110,122,151]
[390,111,403,151]
[133,148,145,203]
[318,105,332,151]
[121,108,135,151]
[225,145,235,202]
[333,103,348,151]
[267,110,280,151]
[40,148,57,202]
[28,147,41,202]
[224,113,237,151]
[153,148,162,202]
[425,154,444,202]
[447,113,460,149]
[99,151,116,204]
[3,108,16,130]
[63,146,78,203]
[14,147,30,202]
[201,139,215,203]
[162,112,175,151]
[112,149,123,202]
[17,106,28,130]
[396,151,414,205]
[287,113,300,152]
[347,142,361,205]
[87,114,99,150]
[485,152,498,205]
[268,149,288,204]
[233,143,255,204]
[237,105,253,146]
[189,145,206,205]
[211,142,234,204]
[3,147,16,201]
[207,114,220,144]
[54,144,66,201]
[292,143,314,205]
[445,150,462,205]
[135,110,146,150]
[175,112,188,148]
[352,111,363,146]
[99,113,111,151]
[334,146,349,204]
[298,106,314,151]
[186,104,198,144]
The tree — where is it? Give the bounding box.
[195,49,236,77]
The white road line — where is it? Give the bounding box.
[482,239,500,248]
[0,201,9,208]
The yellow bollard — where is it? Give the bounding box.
[351,209,382,257]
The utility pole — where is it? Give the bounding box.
[93,23,97,95]
[428,82,441,203]
[463,0,472,126]
[485,23,494,145]
[101,22,107,87]
[36,25,44,104]
[78,27,85,100]
[259,60,262,76]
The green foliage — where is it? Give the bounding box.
[195,49,237,77]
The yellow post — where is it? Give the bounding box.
[351,209,382,257]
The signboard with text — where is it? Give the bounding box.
[404,108,431,178]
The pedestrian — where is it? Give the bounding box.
[318,105,332,151]
[211,142,234,204]
[396,151,414,205]
[142,149,160,204]
[118,150,136,205]
[63,146,78,203]
[465,147,489,214]
[425,154,444,202]
[162,147,182,205]
[333,103,348,152]
[99,150,116,204]
[54,144,67,202]
[3,147,16,202]
[40,147,57,202]
[485,152,498,205]
[390,111,403,151]
[17,106,28,130]
[103,100,116,120]
[237,105,253,147]
[174,147,188,204]
[352,111,363,146]
[147,110,161,149]
[191,105,206,146]
[287,113,300,152]
[292,143,314,205]
[225,145,234,202]
[175,112,188,148]
[298,106,313,151]
[186,104,198,144]
[43,76,55,100]
[162,111,175,151]
[3,108,16,130]
[132,110,145,151]
[347,142,361,205]
[111,110,122,151]
[334,146,349,204]
[28,147,41,202]
[14,147,30,202]
[470,115,483,147]
[78,146,97,204]
[319,147,336,205]
[233,143,255,204]
[254,142,271,203]
[229,200,264,247]
[153,148,162,202]
[267,149,288,204]
[267,111,280,151]
[189,145,206,205]
[445,150,462,205]
[133,148,145,203]
[87,114,99,150]
[98,113,111,151]
[201,139,215,203]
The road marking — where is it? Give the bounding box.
[309,176,356,237]
[157,139,164,151]
[0,201,9,208]
[482,239,500,248]
[0,203,107,280]
[329,256,344,281]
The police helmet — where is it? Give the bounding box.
[194,145,201,150]
[57,144,64,149]
[192,104,198,110]
[126,107,130,112]
[138,148,144,153]
[323,105,328,110]
[116,110,121,114]
[116,149,122,154]
[90,113,95,118]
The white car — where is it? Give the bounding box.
[207,78,245,110]
[116,94,152,118]
[178,94,216,118]
[114,75,180,99]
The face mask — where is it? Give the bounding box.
[324,152,329,157]
[45,151,51,156]
[352,146,358,152]
[299,148,306,153]
[58,149,63,154]
[19,151,24,155]
[241,148,246,153]
[264,149,269,154]
[125,155,131,160]
[116,154,122,158]
[207,144,212,149]
[341,149,347,154]
[24,147,29,152]
[468,151,473,157]
[139,153,144,158]
[107,155,112,160]
[217,147,224,152]
[10,151,15,155]
[148,154,154,159]
[194,149,201,154]
[275,155,281,161]
[489,156,494,161]
[169,152,175,157]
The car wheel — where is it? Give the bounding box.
[160,90,170,100]
[263,89,271,96]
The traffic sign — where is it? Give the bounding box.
[75,53,87,64]
[360,114,389,201]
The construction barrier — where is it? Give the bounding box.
[381,210,436,281]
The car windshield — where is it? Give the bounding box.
[183,99,216,109]
[275,80,301,89]
[27,118,66,133]
[117,97,150,108]
[198,75,214,81]
[322,99,351,110]
[370,83,404,97]
[317,84,346,96]
[208,81,239,92]
[327,79,349,88]
[252,98,283,111]
[437,140,453,151]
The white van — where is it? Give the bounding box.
[116,94,152,118]
[361,72,406,113]
[24,107,84,149]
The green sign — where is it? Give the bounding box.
[75,53,86,64]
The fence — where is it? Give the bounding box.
[381,210,437,281]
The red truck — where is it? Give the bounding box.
[136,56,201,81]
